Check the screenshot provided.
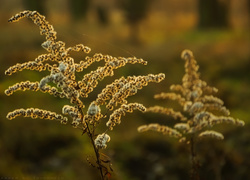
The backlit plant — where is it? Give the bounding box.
[138,49,244,180]
[5,10,165,180]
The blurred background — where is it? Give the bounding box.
[0,0,249,179]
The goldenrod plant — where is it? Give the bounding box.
[138,50,244,180]
[5,10,165,180]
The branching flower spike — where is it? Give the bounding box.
[138,49,244,179]
[138,49,244,141]
[5,10,165,180]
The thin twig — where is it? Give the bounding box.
[85,121,105,180]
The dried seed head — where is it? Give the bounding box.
[183,101,192,111]
[6,108,67,123]
[137,125,149,132]
[181,49,194,61]
[235,119,245,126]
[199,130,224,140]
[146,106,186,121]
[138,123,182,138]
[5,81,39,95]
[58,62,67,72]
[41,40,52,50]
[174,123,190,131]
[189,102,204,114]
[107,103,146,130]
[87,101,101,116]
[94,133,111,149]
[139,50,244,142]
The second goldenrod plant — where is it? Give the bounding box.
[5,10,165,180]
[138,49,244,180]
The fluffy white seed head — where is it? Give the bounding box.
[87,101,101,116]
[41,40,52,50]
[58,62,67,72]
[94,133,111,149]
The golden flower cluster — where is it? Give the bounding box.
[96,73,165,110]
[138,123,182,138]
[5,81,39,96]
[8,10,57,50]
[7,108,68,124]
[138,50,244,142]
[5,61,50,75]
[78,56,147,98]
[107,103,147,130]
[146,106,187,121]
[198,130,224,140]
[5,11,165,151]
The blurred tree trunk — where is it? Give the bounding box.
[198,0,229,28]
[118,0,151,44]
[93,0,110,26]
[96,5,109,25]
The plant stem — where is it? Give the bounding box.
[190,136,200,180]
[86,122,105,180]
